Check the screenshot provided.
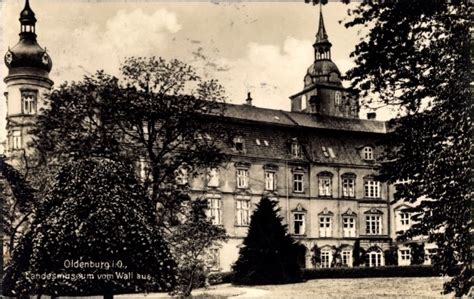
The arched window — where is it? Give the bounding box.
[320,246,333,268]
[366,247,383,267]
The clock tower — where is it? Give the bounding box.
[4,0,53,163]
[289,4,359,118]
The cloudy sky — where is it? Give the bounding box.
[1,0,387,141]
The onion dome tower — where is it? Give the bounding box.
[290,4,359,119]
[4,0,53,161]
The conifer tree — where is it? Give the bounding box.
[232,197,302,285]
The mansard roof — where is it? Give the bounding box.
[220,102,387,134]
[213,103,386,166]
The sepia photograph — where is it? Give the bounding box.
[0,0,471,298]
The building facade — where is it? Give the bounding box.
[3,1,430,273]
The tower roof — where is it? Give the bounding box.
[315,6,329,44]
[4,0,52,75]
[19,0,37,25]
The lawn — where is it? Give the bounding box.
[190,277,451,298]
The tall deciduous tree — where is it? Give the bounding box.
[3,158,176,298]
[339,0,471,296]
[232,197,302,285]
[31,57,227,228]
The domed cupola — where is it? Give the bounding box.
[304,4,341,87]
[4,0,52,77]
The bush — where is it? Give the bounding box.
[208,272,234,285]
[302,265,446,280]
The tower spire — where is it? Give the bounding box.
[313,3,332,61]
[316,3,328,43]
[19,0,37,40]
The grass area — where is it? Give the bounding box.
[195,276,450,298]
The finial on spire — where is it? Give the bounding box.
[19,0,37,40]
[315,2,328,43]
[313,3,332,61]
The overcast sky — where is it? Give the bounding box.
[1,0,388,141]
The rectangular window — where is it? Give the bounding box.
[264,171,276,191]
[368,251,382,267]
[10,130,22,150]
[342,178,355,197]
[208,198,222,225]
[399,212,410,227]
[364,180,381,198]
[321,251,331,268]
[207,168,219,187]
[255,139,261,146]
[208,248,220,271]
[342,250,352,267]
[236,169,249,189]
[318,177,332,196]
[236,199,251,226]
[138,158,148,182]
[293,213,305,235]
[363,146,374,160]
[293,173,304,193]
[342,217,356,237]
[365,215,382,235]
[22,91,37,115]
[400,249,411,261]
[319,216,332,237]
[291,142,301,158]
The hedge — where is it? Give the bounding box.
[207,265,463,286]
[302,265,450,280]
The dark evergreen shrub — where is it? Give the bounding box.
[384,246,399,266]
[232,197,302,285]
[408,243,425,265]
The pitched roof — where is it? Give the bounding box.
[220,103,387,134]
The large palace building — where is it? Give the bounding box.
[3,1,433,272]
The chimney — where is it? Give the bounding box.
[367,112,376,120]
[245,92,253,106]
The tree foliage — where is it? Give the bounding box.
[3,158,176,297]
[168,199,227,297]
[0,157,37,258]
[341,0,471,295]
[232,197,302,285]
[31,57,227,228]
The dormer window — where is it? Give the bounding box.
[291,139,302,158]
[322,146,336,158]
[362,146,374,160]
[233,136,245,152]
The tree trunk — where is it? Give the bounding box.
[104,293,114,299]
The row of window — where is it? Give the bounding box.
[236,167,382,199]
[207,198,386,237]
[293,212,383,236]
[233,136,375,161]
